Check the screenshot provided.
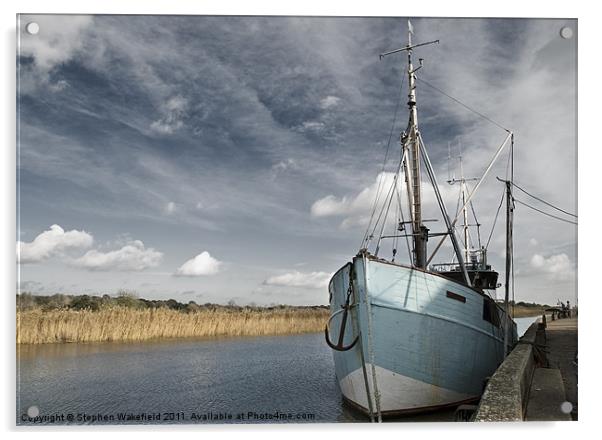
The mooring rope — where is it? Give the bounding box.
[362,255,382,422]
[348,266,376,422]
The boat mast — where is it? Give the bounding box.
[404,22,428,268]
[378,21,438,268]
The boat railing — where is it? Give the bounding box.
[430,262,491,272]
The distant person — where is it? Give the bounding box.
[567,300,571,318]
[560,301,566,318]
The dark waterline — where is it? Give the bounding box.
[17,317,539,425]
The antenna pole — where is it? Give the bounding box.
[459,148,470,265]
[503,178,513,355]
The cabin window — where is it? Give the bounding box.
[446,291,466,303]
[482,297,501,326]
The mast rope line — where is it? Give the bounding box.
[469,200,482,248]
[370,170,398,249]
[485,188,506,250]
[361,255,382,422]
[514,198,578,225]
[373,150,406,255]
[362,66,407,249]
[394,181,413,262]
[416,76,510,133]
[511,181,577,218]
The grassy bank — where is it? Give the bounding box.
[16,294,550,344]
[17,306,329,344]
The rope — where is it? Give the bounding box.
[375,172,400,254]
[511,181,577,218]
[485,189,505,250]
[371,175,399,255]
[395,182,413,262]
[469,200,481,248]
[416,76,510,133]
[362,255,382,422]
[362,67,407,249]
[372,149,405,255]
[514,198,578,225]
[348,267,375,422]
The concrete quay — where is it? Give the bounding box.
[474,315,577,422]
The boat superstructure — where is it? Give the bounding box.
[325,20,518,421]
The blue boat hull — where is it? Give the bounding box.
[328,253,517,416]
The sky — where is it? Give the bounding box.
[16,15,577,306]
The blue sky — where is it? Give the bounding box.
[17,15,577,306]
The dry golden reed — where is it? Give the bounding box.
[17,306,329,344]
[511,306,547,318]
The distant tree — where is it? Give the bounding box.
[17,293,36,310]
[70,295,101,311]
[115,290,143,309]
[44,294,72,310]
[186,301,200,313]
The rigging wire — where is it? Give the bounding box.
[469,200,482,248]
[370,169,399,251]
[375,157,405,254]
[416,76,510,133]
[361,66,407,249]
[511,181,577,218]
[395,182,413,262]
[484,138,514,251]
[485,189,506,250]
[513,198,578,225]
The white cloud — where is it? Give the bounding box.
[17,224,93,264]
[311,172,391,219]
[310,173,419,230]
[73,240,163,271]
[529,253,574,281]
[264,271,332,289]
[19,15,93,73]
[310,171,459,230]
[320,95,341,109]
[175,251,222,276]
[150,95,188,134]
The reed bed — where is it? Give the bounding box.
[512,306,547,318]
[17,306,329,344]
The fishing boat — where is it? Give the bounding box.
[324,21,518,420]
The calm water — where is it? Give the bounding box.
[515,315,540,336]
[17,333,359,425]
[17,317,539,425]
